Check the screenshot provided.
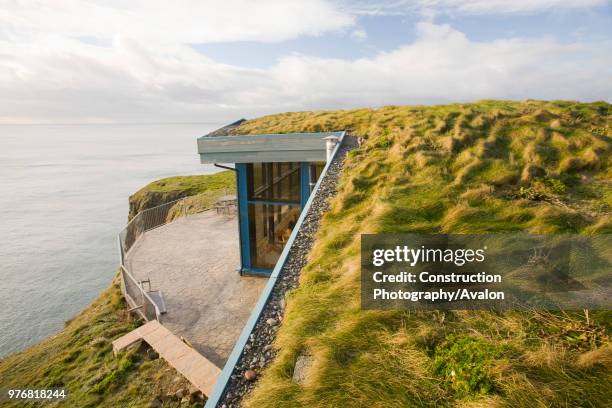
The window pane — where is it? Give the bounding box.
[247,162,301,202]
[309,161,325,191]
[248,203,300,269]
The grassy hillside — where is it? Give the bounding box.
[0,276,200,408]
[129,171,235,220]
[233,101,611,407]
[1,101,608,408]
[0,172,235,408]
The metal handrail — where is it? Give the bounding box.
[118,194,199,259]
[120,265,161,321]
[116,192,211,322]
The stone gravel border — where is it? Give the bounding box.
[217,135,357,408]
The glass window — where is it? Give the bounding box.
[309,162,325,191]
[247,162,301,203]
[248,203,301,269]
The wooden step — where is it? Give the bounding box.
[112,320,221,396]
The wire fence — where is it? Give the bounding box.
[117,191,236,322]
[117,196,193,322]
[119,265,161,321]
[119,196,189,260]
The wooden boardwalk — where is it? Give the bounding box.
[112,321,221,396]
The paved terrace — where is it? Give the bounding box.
[125,210,267,368]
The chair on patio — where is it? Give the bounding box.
[214,195,237,216]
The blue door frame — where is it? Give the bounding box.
[236,162,312,276]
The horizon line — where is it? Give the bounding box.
[0,121,231,126]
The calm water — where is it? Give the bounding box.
[0,123,222,357]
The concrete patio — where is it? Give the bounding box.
[125,210,267,367]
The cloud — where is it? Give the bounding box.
[0,34,278,123]
[351,29,368,40]
[0,0,354,44]
[0,1,610,124]
[340,0,608,16]
[270,22,612,108]
[0,0,353,123]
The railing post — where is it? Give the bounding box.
[117,193,211,324]
[119,266,126,297]
[117,235,124,266]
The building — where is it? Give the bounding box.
[197,120,344,275]
[114,120,347,398]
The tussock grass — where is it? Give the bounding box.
[237,101,611,407]
[0,276,197,407]
[129,171,235,219]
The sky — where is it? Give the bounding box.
[0,0,611,124]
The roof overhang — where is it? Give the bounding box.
[197,131,344,163]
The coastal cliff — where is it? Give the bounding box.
[128,172,235,221]
[1,101,610,408]
[0,171,234,408]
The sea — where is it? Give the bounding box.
[0,123,222,357]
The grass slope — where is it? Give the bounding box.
[129,171,235,220]
[235,101,611,407]
[0,277,195,408]
[0,171,235,407]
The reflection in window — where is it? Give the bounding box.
[247,163,301,203]
[248,204,300,269]
[309,162,325,191]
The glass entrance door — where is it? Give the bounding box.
[248,203,300,269]
[246,163,301,270]
[237,161,325,274]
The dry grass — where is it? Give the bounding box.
[129,171,235,219]
[237,100,611,407]
[2,101,608,407]
[0,276,199,408]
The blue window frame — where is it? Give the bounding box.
[236,162,322,275]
